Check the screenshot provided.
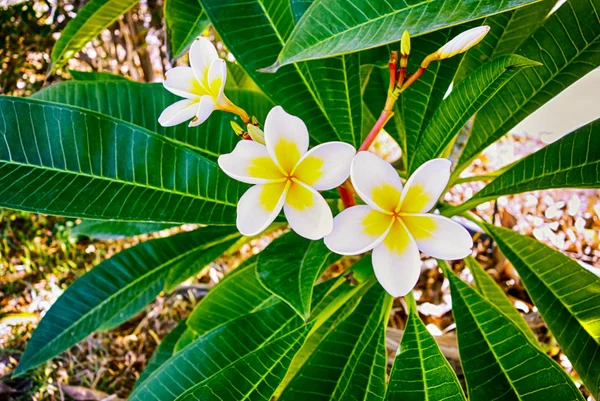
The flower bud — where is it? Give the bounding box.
[230,121,245,137]
[401,30,410,56]
[247,124,265,144]
[434,26,490,60]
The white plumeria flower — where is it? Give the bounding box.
[324,152,473,297]
[159,37,231,128]
[218,106,356,240]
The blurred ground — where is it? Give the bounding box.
[2,131,599,400]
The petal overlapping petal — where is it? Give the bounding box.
[236,182,288,236]
[324,205,393,255]
[264,106,309,174]
[207,59,227,104]
[402,214,473,260]
[372,220,421,297]
[189,96,215,127]
[283,181,332,240]
[218,141,284,184]
[163,67,199,99]
[351,151,403,213]
[293,142,356,190]
[400,158,451,213]
[189,37,219,83]
[157,98,198,127]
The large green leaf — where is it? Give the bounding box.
[446,119,600,215]
[280,285,391,401]
[164,0,209,60]
[199,0,364,147]
[456,0,558,80]
[408,54,539,172]
[485,224,600,396]
[70,219,176,240]
[14,227,239,375]
[50,0,138,72]
[385,293,465,401]
[257,231,339,320]
[129,299,306,401]
[32,81,273,161]
[466,256,538,345]
[442,261,585,401]
[270,0,540,68]
[456,0,600,173]
[0,96,243,224]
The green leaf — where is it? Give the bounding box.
[408,54,540,173]
[200,0,364,147]
[174,257,273,351]
[135,320,188,388]
[70,220,176,240]
[0,96,243,224]
[466,256,538,345]
[442,261,585,401]
[456,0,558,80]
[50,0,139,72]
[164,0,209,60]
[456,0,600,173]
[68,69,130,81]
[270,0,540,68]
[257,231,339,320]
[446,119,600,215]
[32,81,274,160]
[280,285,391,401]
[225,62,261,92]
[14,226,239,375]
[129,295,307,401]
[484,224,600,396]
[385,293,465,401]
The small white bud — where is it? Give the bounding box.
[436,26,490,59]
[247,124,265,144]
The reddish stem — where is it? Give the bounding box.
[337,185,356,208]
[358,110,393,152]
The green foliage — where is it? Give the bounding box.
[50,0,139,72]
[68,69,130,81]
[0,96,244,224]
[70,220,176,240]
[485,224,600,396]
[443,261,585,401]
[408,54,539,172]
[271,0,540,68]
[385,293,465,401]
[456,0,600,173]
[257,231,339,319]
[14,226,239,375]
[164,0,209,60]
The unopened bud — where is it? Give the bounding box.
[247,124,265,144]
[251,115,259,125]
[230,121,245,137]
[434,26,489,60]
[400,30,410,56]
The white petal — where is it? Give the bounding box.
[400,158,451,213]
[402,214,473,260]
[351,151,403,214]
[163,66,199,98]
[158,98,198,127]
[283,181,332,240]
[218,140,284,184]
[236,182,287,236]
[437,26,490,59]
[324,205,393,255]
[372,220,421,297]
[188,96,215,127]
[207,59,227,105]
[264,106,309,174]
[293,142,356,190]
[189,37,219,83]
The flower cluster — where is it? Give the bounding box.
[159,36,474,297]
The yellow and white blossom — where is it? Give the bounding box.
[159,37,236,127]
[218,106,356,240]
[324,152,473,297]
